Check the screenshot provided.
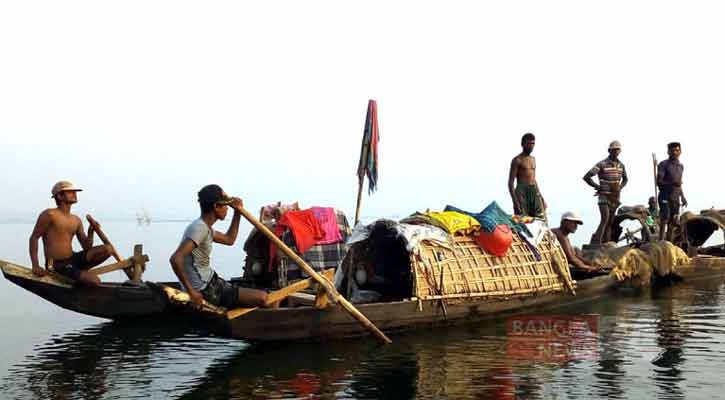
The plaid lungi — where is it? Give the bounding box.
[278,209,352,286]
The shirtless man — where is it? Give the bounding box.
[28,181,112,286]
[508,133,547,218]
[551,212,599,272]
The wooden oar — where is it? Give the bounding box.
[86,215,133,280]
[236,206,392,344]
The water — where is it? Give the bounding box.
[2,222,725,399]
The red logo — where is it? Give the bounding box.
[506,315,599,362]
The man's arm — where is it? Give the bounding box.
[583,167,600,191]
[508,158,521,214]
[29,211,51,276]
[535,182,547,211]
[620,164,629,189]
[213,198,243,245]
[554,230,596,271]
[656,161,665,186]
[75,217,93,251]
[169,239,203,305]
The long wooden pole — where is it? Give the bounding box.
[652,153,659,213]
[238,206,392,344]
[354,180,364,225]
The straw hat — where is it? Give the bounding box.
[51,180,82,198]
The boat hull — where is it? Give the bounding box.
[213,258,725,342]
[1,261,172,320]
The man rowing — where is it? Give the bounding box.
[508,133,547,218]
[28,181,112,286]
[169,184,268,307]
[583,141,628,244]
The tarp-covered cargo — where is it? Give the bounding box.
[339,218,574,303]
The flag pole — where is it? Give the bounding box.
[354,100,376,226]
[354,180,364,226]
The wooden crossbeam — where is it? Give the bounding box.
[90,254,149,276]
[226,268,335,319]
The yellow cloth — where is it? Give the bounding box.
[587,241,690,286]
[639,241,690,276]
[423,211,481,235]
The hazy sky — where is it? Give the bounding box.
[1,1,724,243]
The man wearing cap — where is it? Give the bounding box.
[169,184,268,307]
[583,141,628,244]
[552,212,599,272]
[657,142,688,241]
[28,181,112,285]
[508,133,547,218]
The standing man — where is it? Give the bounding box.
[508,133,547,218]
[552,212,599,272]
[657,142,687,241]
[169,184,268,307]
[583,141,628,244]
[28,181,112,286]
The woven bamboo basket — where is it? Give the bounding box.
[411,231,574,302]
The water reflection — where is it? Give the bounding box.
[3,277,725,399]
[1,320,235,400]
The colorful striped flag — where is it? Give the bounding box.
[357,99,379,194]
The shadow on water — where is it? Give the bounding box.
[0,319,236,400]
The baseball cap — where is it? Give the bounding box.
[561,211,584,225]
[51,181,82,198]
[609,140,622,150]
[198,184,233,206]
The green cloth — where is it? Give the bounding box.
[648,206,659,218]
[515,182,543,217]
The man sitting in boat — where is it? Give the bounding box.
[169,184,268,307]
[28,181,112,286]
[551,212,599,272]
[508,132,547,218]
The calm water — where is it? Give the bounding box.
[2,222,725,399]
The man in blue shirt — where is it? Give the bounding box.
[657,142,688,241]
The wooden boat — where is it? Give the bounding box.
[5,215,724,342]
[160,216,724,342]
[174,254,725,342]
[0,260,173,319]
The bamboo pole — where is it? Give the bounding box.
[652,153,659,213]
[354,180,364,226]
[237,206,392,344]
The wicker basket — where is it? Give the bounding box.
[412,231,574,301]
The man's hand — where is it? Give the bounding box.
[682,198,688,208]
[188,289,204,305]
[230,197,244,213]
[513,201,522,215]
[32,265,46,277]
